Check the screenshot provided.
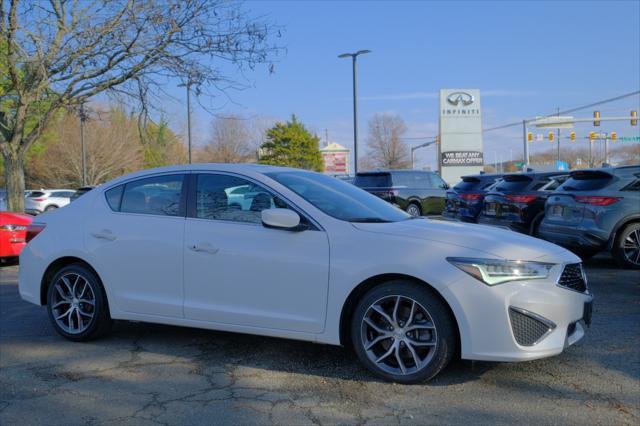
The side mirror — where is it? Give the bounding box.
[261,208,302,230]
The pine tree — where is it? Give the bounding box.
[258,115,324,172]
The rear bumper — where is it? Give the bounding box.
[478,216,527,233]
[538,224,608,250]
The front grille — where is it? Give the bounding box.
[509,307,555,346]
[558,263,587,293]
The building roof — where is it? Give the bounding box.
[320,142,349,152]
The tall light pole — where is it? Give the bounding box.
[178,80,193,164]
[338,49,371,175]
[79,103,88,186]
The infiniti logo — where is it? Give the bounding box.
[446,92,474,106]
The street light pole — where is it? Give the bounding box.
[79,103,87,186]
[339,50,371,175]
[179,80,193,164]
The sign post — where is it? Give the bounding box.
[439,89,483,184]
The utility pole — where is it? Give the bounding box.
[79,103,87,186]
[603,132,609,165]
[556,107,561,162]
[522,120,529,167]
[178,80,193,164]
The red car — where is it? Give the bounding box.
[0,211,33,264]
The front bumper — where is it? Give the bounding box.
[443,262,593,362]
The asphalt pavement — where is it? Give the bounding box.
[1,256,639,425]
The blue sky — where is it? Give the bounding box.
[164,0,640,170]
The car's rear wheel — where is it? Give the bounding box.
[46,263,112,341]
[406,203,421,217]
[351,280,457,383]
[44,205,58,212]
[614,223,640,269]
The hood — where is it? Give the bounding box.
[352,218,578,263]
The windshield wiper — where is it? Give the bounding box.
[349,217,391,223]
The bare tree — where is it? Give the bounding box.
[27,107,144,188]
[365,113,411,169]
[0,0,280,210]
[197,116,257,163]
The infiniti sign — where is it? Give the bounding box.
[446,92,474,106]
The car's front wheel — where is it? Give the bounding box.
[46,263,112,341]
[614,223,640,269]
[406,203,421,217]
[351,280,457,383]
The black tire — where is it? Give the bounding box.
[350,280,457,384]
[406,203,422,217]
[44,205,58,212]
[613,223,640,269]
[46,263,112,341]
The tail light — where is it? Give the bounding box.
[25,223,46,243]
[506,195,538,203]
[32,198,46,202]
[460,193,483,201]
[575,196,622,206]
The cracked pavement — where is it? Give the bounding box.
[1,256,639,425]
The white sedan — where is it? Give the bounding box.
[18,164,593,383]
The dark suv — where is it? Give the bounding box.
[354,170,448,216]
[443,173,502,222]
[539,165,640,268]
[478,171,569,235]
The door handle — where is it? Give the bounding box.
[188,243,219,255]
[91,230,117,241]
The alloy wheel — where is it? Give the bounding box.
[622,229,640,266]
[406,204,421,217]
[360,295,438,375]
[51,273,96,334]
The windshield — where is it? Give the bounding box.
[266,171,410,223]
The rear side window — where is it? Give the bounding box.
[105,185,124,211]
[29,191,46,198]
[622,179,640,192]
[495,175,532,192]
[116,174,184,216]
[559,171,613,191]
[354,173,392,188]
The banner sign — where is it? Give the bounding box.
[441,151,483,166]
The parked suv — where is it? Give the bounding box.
[539,165,640,268]
[354,170,448,216]
[24,189,76,215]
[443,173,502,222]
[479,171,569,235]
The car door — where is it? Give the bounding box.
[416,173,446,215]
[183,172,330,333]
[85,173,187,318]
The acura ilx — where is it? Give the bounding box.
[19,164,593,383]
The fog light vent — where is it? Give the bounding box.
[509,307,556,346]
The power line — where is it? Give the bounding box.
[483,90,640,133]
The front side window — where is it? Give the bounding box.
[195,174,288,224]
[267,171,410,223]
[428,173,448,189]
[118,174,184,216]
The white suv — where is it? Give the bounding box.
[24,189,76,215]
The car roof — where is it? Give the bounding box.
[570,165,639,177]
[504,171,567,179]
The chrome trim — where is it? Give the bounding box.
[508,306,556,347]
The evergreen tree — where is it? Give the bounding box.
[258,115,324,172]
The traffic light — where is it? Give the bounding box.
[593,111,600,126]
[589,131,596,141]
[611,131,617,141]
[570,131,576,141]
[632,110,638,126]
[527,132,533,142]
[548,131,554,142]
[435,135,440,145]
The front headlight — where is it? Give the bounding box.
[447,257,553,286]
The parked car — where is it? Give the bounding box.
[443,173,502,222]
[19,164,592,383]
[70,186,95,202]
[354,170,448,216]
[0,211,33,264]
[479,171,569,235]
[539,165,640,268]
[24,189,76,215]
